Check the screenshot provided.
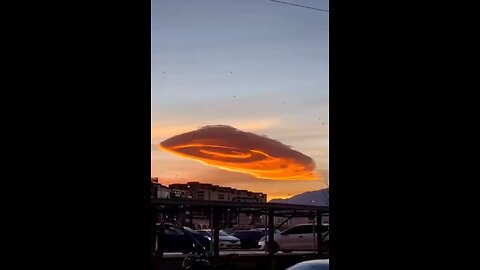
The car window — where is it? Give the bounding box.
[283,225,313,235]
[297,225,314,234]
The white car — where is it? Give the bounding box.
[197,230,241,249]
[287,259,329,270]
[258,224,329,253]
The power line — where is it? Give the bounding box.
[268,0,329,13]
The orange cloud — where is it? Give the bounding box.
[159,125,318,180]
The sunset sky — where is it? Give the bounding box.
[151,0,329,201]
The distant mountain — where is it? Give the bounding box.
[269,188,329,206]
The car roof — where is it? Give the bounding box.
[287,259,329,270]
[182,227,198,233]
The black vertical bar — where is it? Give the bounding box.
[312,211,316,253]
[213,207,220,258]
[268,209,275,255]
[317,210,323,256]
[268,209,275,270]
[151,208,157,255]
[210,208,214,253]
[264,211,268,254]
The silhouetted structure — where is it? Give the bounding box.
[169,181,267,202]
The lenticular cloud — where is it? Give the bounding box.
[159,125,318,180]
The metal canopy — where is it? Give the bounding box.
[152,198,329,260]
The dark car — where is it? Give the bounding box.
[155,224,211,254]
[250,228,281,235]
[232,230,265,249]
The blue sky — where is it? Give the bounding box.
[151,0,329,199]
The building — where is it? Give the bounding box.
[151,177,171,199]
[168,182,267,202]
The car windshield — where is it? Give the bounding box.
[199,230,228,236]
[197,231,210,236]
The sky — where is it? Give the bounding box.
[151,0,329,201]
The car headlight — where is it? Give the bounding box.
[259,237,265,242]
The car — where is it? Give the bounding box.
[250,228,281,235]
[286,259,329,270]
[232,230,265,249]
[197,229,241,249]
[154,224,211,254]
[258,224,329,253]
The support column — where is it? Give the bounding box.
[151,208,157,254]
[212,207,220,258]
[267,209,275,255]
[268,209,275,270]
[316,210,324,256]
[313,212,317,253]
[264,211,268,254]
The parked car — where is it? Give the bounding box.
[197,229,241,249]
[287,259,329,270]
[258,224,329,253]
[232,230,265,249]
[154,224,211,254]
[250,228,281,235]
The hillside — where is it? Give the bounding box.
[269,188,329,206]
